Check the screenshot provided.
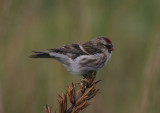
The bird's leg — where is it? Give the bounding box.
[83,74,87,79]
[82,71,97,88]
[83,71,96,79]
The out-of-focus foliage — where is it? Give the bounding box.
[0,0,160,113]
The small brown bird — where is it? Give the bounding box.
[30,36,114,77]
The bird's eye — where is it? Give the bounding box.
[105,44,112,49]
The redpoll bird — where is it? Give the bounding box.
[30,36,114,77]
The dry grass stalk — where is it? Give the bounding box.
[44,72,101,113]
[44,105,56,113]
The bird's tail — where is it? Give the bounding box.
[30,50,71,67]
[29,51,51,58]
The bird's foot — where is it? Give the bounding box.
[81,72,97,88]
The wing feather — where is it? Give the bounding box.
[79,42,102,54]
[47,42,102,59]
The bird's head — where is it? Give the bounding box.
[93,36,114,52]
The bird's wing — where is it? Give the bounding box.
[79,42,102,55]
[47,44,86,54]
[47,42,102,59]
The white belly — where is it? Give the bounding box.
[51,50,111,75]
[66,52,111,75]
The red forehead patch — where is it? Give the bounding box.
[105,38,112,43]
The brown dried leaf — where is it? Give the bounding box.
[68,83,76,104]
[44,73,100,113]
[44,105,53,113]
[72,101,90,113]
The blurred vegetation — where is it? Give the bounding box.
[0,0,160,113]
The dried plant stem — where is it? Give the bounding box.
[44,73,101,113]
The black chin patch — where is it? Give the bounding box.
[108,50,112,53]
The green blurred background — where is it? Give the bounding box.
[0,0,160,113]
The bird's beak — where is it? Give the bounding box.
[105,44,114,51]
[110,47,114,51]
